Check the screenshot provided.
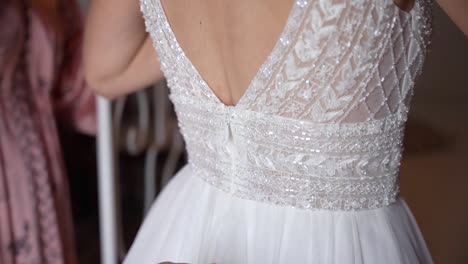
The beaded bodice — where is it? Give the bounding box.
[140,0,432,210]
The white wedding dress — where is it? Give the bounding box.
[124,0,434,263]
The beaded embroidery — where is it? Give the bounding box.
[140,0,432,210]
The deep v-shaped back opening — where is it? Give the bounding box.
[156,0,302,108]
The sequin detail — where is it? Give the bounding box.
[140,0,432,210]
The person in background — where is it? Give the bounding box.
[0,0,96,263]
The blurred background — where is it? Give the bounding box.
[1,0,467,263]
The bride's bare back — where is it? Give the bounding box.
[161,0,294,106]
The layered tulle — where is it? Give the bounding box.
[124,164,432,264]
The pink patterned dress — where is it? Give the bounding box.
[0,1,95,263]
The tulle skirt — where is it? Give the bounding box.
[124,164,433,264]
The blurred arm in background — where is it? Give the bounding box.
[83,0,163,100]
[436,0,468,37]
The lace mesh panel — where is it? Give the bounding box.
[246,0,431,123]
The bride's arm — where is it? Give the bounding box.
[436,0,468,37]
[83,0,163,99]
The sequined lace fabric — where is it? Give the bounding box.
[140,0,432,210]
